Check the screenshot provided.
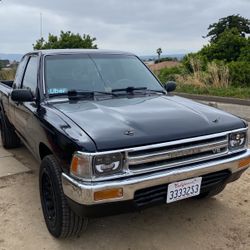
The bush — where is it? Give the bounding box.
[155,57,178,64]
[238,40,250,62]
[228,61,250,87]
[182,53,208,73]
[158,66,185,83]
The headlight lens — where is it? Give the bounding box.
[93,153,123,176]
[229,132,247,150]
[70,152,124,179]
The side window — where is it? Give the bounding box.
[22,56,38,95]
[13,56,28,88]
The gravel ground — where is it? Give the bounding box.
[0,141,250,250]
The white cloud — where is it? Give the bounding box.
[0,0,249,55]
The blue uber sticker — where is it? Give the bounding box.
[48,88,68,95]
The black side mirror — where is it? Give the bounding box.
[11,89,34,102]
[165,81,177,92]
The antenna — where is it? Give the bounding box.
[40,12,43,38]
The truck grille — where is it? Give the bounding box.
[127,135,229,174]
[134,170,230,207]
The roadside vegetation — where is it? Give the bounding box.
[0,59,17,81]
[155,15,250,99]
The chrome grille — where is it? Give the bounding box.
[127,135,229,174]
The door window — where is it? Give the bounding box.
[22,56,38,95]
[14,56,28,88]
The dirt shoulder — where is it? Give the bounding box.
[0,143,250,250]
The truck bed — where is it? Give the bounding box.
[0,80,14,88]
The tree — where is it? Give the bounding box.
[238,38,250,62]
[200,28,247,62]
[156,48,162,61]
[33,31,98,50]
[205,14,250,42]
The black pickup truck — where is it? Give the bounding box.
[0,49,249,238]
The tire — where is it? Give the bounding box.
[196,184,226,199]
[39,155,88,238]
[0,110,20,149]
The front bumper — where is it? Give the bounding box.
[62,150,250,207]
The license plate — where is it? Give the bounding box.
[167,177,202,203]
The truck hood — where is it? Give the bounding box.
[52,95,245,150]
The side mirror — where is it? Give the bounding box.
[165,81,177,92]
[11,89,34,102]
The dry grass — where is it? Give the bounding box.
[177,57,229,88]
[0,69,16,81]
[149,61,181,72]
[207,61,229,88]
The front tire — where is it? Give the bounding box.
[39,155,88,238]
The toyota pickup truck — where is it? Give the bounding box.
[0,49,249,238]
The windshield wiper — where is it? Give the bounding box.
[111,86,166,95]
[48,90,117,99]
[112,86,147,94]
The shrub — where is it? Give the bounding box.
[158,66,185,83]
[228,61,250,87]
[155,57,178,64]
[174,60,229,88]
[182,53,208,73]
[238,40,250,62]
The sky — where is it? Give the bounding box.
[0,0,249,55]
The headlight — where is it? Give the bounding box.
[93,153,123,176]
[229,132,247,150]
[70,152,124,179]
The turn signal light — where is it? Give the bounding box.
[70,154,92,178]
[94,188,123,201]
[238,157,250,168]
[71,156,79,174]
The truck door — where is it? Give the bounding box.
[8,56,28,124]
[14,55,39,153]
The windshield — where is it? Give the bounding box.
[44,54,163,95]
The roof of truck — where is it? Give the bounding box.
[28,49,135,56]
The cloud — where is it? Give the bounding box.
[0,0,249,54]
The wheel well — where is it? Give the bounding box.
[39,143,52,160]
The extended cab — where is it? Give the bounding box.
[0,49,249,238]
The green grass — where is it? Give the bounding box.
[175,84,250,99]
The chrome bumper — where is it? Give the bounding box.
[62,149,250,205]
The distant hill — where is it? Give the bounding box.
[0,53,23,62]
[0,53,186,62]
[140,54,185,61]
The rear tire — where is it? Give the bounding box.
[0,110,20,148]
[39,155,88,238]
